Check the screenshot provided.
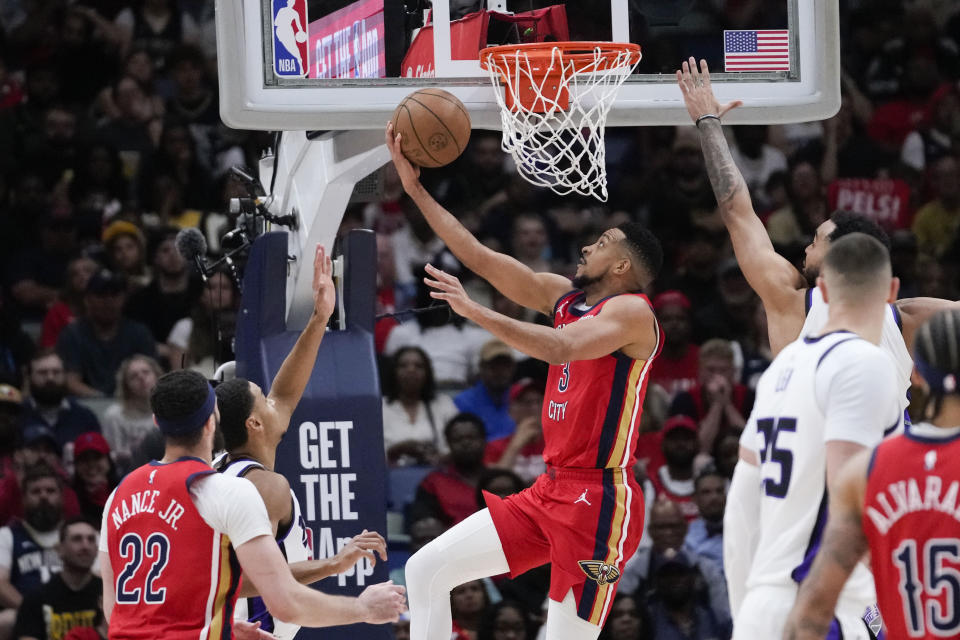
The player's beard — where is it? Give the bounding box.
[572,268,606,291]
[801,259,819,287]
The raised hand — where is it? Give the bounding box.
[312,244,336,321]
[676,57,742,123]
[357,581,408,624]
[330,529,388,574]
[235,620,279,640]
[385,122,421,193]
[423,263,475,318]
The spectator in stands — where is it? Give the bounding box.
[381,346,458,467]
[912,154,960,258]
[900,85,959,173]
[101,355,160,474]
[0,385,23,476]
[384,274,491,387]
[93,48,165,125]
[40,257,98,349]
[139,120,217,215]
[484,379,545,483]
[6,212,79,319]
[763,160,828,249]
[620,501,730,633]
[20,350,102,450]
[391,515,447,587]
[0,297,33,386]
[650,292,699,399]
[56,270,156,398]
[867,53,943,154]
[125,228,202,358]
[166,268,237,377]
[729,126,787,212]
[374,233,402,354]
[475,468,526,510]
[510,214,552,274]
[683,468,726,572]
[21,105,81,189]
[70,433,117,527]
[114,0,202,71]
[647,551,730,640]
[670,339,752,455]
[692,261,758,345]
[712,433,740,482]
[664,228,724,313]
[391,197,462,296]
[649,417,699,523]
[101,220,150,291]
[13,517,101,640]
[0,465,67,636]
[455,340,516,441]
[451,579,490,640]
[409,413,488,526]
[598,593,653,640]
[0,425,83,527]
[94,76,159,188]
[477,600,539,640]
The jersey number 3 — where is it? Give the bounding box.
[757,417,796,499]
[558,362,570,392]
[116,532,171,605]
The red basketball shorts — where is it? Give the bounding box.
[483,466,645,627]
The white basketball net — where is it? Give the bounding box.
[483,44,641,201]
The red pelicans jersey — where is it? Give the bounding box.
[106,459,241,640]
[542,291,662,469]
[863,423,960,640]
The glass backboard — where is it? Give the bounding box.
[216,0,839,130]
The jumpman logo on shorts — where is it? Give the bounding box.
[575,489,591,506]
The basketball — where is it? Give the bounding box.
[391,89,471,168]
[295,31,307,43]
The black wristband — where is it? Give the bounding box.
[695,114,721,128]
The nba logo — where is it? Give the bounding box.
[272,0,309,77]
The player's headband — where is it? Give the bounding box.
[914,351,958,396]
[154,382,217,436]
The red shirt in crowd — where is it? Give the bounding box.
[416,465,479,525]
[650,344,700,398]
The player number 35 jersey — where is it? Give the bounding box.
[742,331,901,609]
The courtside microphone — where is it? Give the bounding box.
[175,228,209,281]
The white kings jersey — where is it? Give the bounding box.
[800,286,913,426]
[219,456,312,640]
[741,332,902,611]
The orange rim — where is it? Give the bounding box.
[479,41,642,73]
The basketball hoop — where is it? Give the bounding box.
[480,42,641,201]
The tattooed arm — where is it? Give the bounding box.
[677,59,806,351]
[783,449,872,640]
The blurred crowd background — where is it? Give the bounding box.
[1,1,959,639]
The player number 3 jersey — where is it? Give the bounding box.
[541,291,662,470]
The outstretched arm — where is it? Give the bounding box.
[423,264,658,363]
[239,530,387,598]
[269,246,336,423]
[385,125,571,316]
[677,59,806,321]
[784,450,871,640]
[895,297,960,353]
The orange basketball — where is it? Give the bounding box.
[391,89,471,168]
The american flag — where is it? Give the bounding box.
[723,30,790,72]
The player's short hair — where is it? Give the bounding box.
[616,222,663,287]
[22,463,62,494]
[914,309,960,406]
[822,233,891,297]
[694,465,726,492]
[215,378,256,451]
[59,516,95,542]
[699,339,734,364]
[443,412,486,443]
[150,370,211,447]
[828,211,891,251]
